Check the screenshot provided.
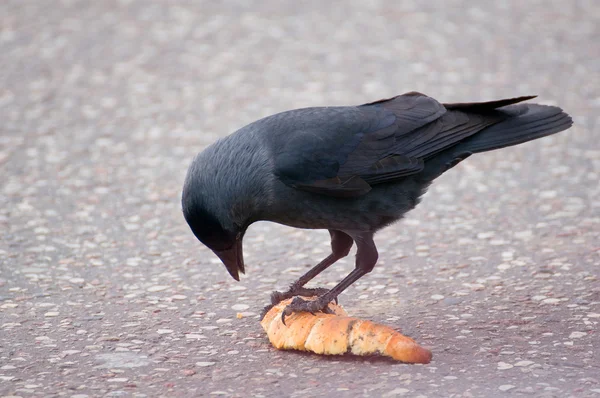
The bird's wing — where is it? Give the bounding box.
[272,92,528,198]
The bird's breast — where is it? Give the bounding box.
[264,179,427,232]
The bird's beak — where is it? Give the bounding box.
[214,239,245,281]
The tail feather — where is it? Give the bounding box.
[418,102,573,182]
[457,103,573,154]
[443,95,537,112]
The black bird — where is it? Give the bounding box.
[182,92,572,322]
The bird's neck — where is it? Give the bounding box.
[216,137,274,225]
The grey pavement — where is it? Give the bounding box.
[1,1,599,397]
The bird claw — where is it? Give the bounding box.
[280,295,335,326]
[271,286,333,306]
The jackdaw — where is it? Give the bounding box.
[182,92,572,322]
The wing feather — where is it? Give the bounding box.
[272,92,533,197]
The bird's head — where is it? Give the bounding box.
[182,196,246,281]
[181,144,265,281]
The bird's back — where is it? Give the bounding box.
[242,93,572,231]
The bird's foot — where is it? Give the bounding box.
[281,294,336,326]
[270,286,332,306]
[263,286,337,322]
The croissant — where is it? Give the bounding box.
[260,297,432,364]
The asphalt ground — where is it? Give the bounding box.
[1,1,599,397]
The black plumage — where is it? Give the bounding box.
[182,92,572,320]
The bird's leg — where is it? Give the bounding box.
[269,230,353,306]
[281,233,378,324]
